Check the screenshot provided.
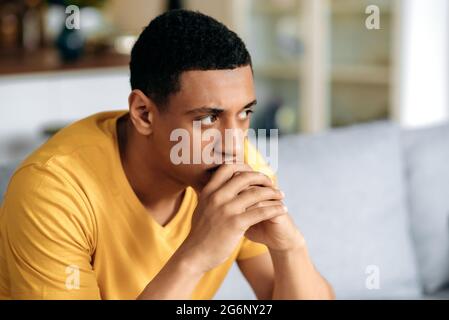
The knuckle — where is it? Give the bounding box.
[221,203,234,215]
[268,187,282,198]
[209,193,221,207]
[274,205,287,215]
[254,201,265,209]
[238,171,253,181]
[258,206,271,216]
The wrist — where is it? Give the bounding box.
[172,245,207,278]
[269,240,315,276]
[269,242,307,260]
[269,231,307,256]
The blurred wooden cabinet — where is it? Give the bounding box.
[188,0,399,134]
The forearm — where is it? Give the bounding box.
[137,247,204,300]
[270,244,335,300]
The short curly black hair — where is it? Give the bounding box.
[130,10,252,108]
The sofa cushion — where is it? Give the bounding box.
[402,123,449,294]
[276,122,421,299]
[422,288,449,300]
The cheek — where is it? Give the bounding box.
[154,119,182,145]
[149,127,179,168]
[152,123,195,167]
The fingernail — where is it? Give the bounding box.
[281,191,285,198]
[283,205,288,212]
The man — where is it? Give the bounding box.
[0,10,334,300]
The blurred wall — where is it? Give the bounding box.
[104,0,165,34]
[104,0,235,34]
[184,0,236,30]
[0,69,129,140]
[396,0,449,128]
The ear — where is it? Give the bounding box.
[128,90,157,136]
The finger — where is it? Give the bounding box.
[229,186,284,212]
[202,163,253,197]
[247,200,284,211]
[239,205,288,230]
[214,171,274,203]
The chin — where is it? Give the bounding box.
[178,166,220,194]
[190,169,215,193]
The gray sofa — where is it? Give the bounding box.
[1,121,449,299]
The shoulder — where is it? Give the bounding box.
[18,111,124,169]
[2,162,97,253]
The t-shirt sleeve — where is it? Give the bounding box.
[1,164,101,300]
[237,237,269,261]
[236,141,277,261]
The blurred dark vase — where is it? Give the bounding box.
[56,26,85,63]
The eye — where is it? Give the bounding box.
[238,110,254,121]
[200,115,218,126]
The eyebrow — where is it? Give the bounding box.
[185,99,257,115]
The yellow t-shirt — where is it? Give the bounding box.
[0,111,274,300]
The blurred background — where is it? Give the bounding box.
[0,0,448,164]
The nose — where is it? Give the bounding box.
[213,127,246,164]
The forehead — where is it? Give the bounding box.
[170,66,255,110]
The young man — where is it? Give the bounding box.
[0,10,334,300]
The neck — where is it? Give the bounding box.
[117,114,186,224]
